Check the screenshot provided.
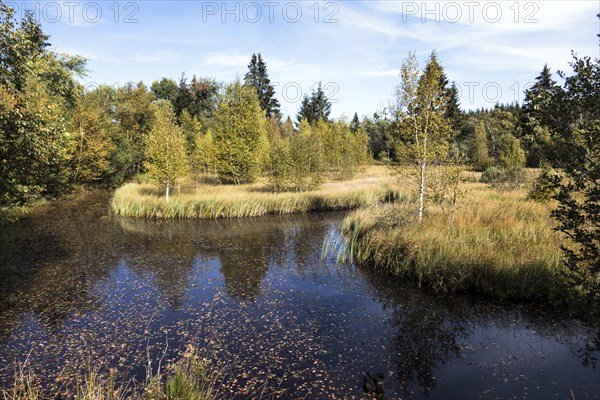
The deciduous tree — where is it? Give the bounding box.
[144,101,189,202]
[394,51,452,222]
[212,81,268,184]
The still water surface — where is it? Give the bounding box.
[0,191,598,399]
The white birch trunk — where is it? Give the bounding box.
[418,160,425,223]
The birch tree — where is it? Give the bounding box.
[144,101,189,202]
[394,51,451,222]
[212,81,268,184]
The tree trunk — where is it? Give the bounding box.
[418,160,425,223]
[165,181,170,203]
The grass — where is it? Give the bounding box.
[111,166,400,219]
[330,172,566,302]
[1,346,222,400]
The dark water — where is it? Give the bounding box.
[0,191,599,399]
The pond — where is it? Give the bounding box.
[0,191,598,399]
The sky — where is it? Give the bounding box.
[8,0,600,120]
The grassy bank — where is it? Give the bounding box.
[111,166,399,219]
[334,177,565,302]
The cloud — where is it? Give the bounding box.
[133,50,181,63]
[55,47,122,63]
[202,51,249,68]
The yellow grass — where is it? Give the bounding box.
[334,174,566,301]
[111,166,400,219]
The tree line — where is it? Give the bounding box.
[0,2,368,206]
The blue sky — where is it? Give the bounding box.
[9,0,600,119]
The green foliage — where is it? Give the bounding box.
[70,101,113,184]
[0,2,88,205]
[264,116,283,144]
[431,164,467,228]
[296,82,331,125]
[536,54,600,309]
[445,82,466,140]
[0,2,50,91]
[143,101,189,201]
[266,119,370,192]
[212,81,269,184]
[481,132,526,190]
[528,165,560,202]
[151,77,179,104]
[115,82,155,176]
[244,53,281,120]
[520,65,563,167]
[192,130,215,176]
[320,120,368,180]
[266,138,292,192]
[281,116,295,138]
[363,111,393,161]
[350,112,360,133]
[179,109,202,155]
[288,120,323,190]
[393,51,452,221]
[469,121,490,171]
[0,64,72,205]
[267,119,321,192]
[173,74,219,124]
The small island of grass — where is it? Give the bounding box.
[111,166,399,219]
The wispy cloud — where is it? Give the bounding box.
[36,0,599,116]
[133,50,181,63]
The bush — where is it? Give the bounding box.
[481,165,526,190]
[528,166,561,202]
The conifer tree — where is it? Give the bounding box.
[350,112,361,133]
[245,53,281,120]
[522,64,563,166]
[296,82,331,125]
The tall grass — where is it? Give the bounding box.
[1,346,221,400]
[111,166,400,219]
[332,181,566,302]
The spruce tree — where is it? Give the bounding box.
[244,53,281,120]
[522,64,564,166]
[350,112,360,133]
[296,82,331,125]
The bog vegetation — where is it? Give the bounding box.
[0,2,598,320]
